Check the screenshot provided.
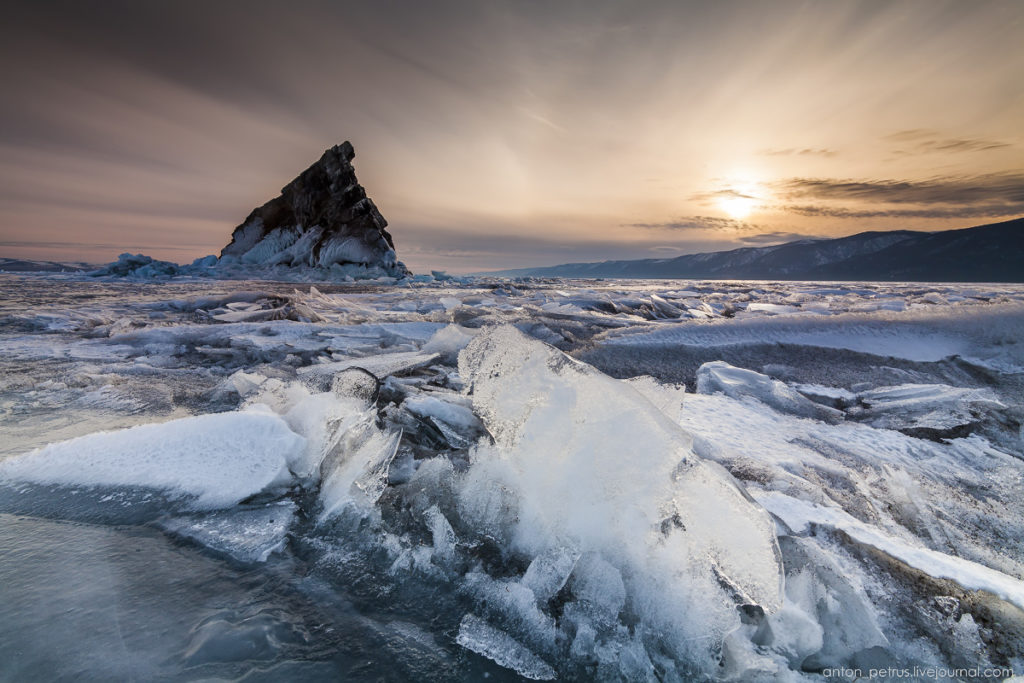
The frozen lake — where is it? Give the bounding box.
[2,274,1024,681]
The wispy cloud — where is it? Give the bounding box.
[884,129,1012,155]
[737,231,820,244]
[689,188,759,203]
[517,107,567,132]
[0,240,199,252]
[782,204,1024,220]
[624,215,755,231]
[759,148,838,158]
[775,172,1024,206]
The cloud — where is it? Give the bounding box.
[1,2,1021,272]
[776,172,1024,206]
[884,129,1012,155]
[770,172,1024,221]
[759,148,838,158]
[737,231,820,245]
[0,240,199,252]
[782,204,1024,220]
[517,107,567,132]
[623,215,755,231]
[883,129,937,142]
[688,188,759,203]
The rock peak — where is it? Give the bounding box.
[219,141,406,275]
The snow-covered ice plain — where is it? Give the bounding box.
[2,273,1024,681]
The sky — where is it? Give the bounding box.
[0,0,1022,273]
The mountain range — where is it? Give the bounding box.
[483,217,1024,282]
[0,259,90,273]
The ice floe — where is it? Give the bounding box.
[0,411,304,508]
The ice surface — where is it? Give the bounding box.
[0,411,304,508]
[241,380,402,518]
[159,502,296,562]
[424,504,458,561]
[3,276,1024,680]
[598,302,1024,367]
[0,514,316,681]
[682,391,1024,569]
[793,382,857,407]
[746,302,802,315]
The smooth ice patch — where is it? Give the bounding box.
[0,412,304,508]
[160,502,297,562]
[599,311,974,362]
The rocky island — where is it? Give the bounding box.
[92,142,410,280]
[219,141,406,276]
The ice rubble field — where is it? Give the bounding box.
[1,276,1024,681]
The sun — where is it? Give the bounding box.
[718,194,758,220]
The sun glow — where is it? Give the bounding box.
[718,194,758,219]
[715,175,763,220]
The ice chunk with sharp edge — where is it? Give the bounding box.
[697,360,843,423]
[455,614,556,680]
[521,547,579,602]
[457,325,784,655]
